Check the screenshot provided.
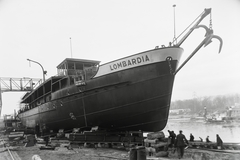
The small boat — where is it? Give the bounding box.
[17,8,222,133]
[205,117,225,123]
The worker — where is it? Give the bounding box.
[35,123,40,137]
[171,131,176,147]
[189,133,194,142]
[175,130,188,159]
[168,130,176,148]
[206,136,211,143]
[168,130,171,137]
[45,135,50,146]
[216,134,223,149]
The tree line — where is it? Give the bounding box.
[170,94,240,114]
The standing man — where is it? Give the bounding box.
[175,130,188,159]
[172,131,176,146]
[204,106,207,118]
[216,134,223,149]
[168,130,176,148]
[35,123,40,137]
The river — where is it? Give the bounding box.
[161,117,240,143]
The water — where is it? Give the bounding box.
[162,118,240,143]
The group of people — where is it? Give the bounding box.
[168,130,188,159]
[168,130,223,159]
[193,134,223,149]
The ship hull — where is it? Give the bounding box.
[18,47,183,132]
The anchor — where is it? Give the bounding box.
[194,25,223,53]
[174,24,223,75]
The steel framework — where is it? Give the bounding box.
[0,77,42,116]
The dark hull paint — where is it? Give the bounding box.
[19,60,177,132]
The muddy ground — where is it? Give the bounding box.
[1,131,240,160]
[0,143,239,160]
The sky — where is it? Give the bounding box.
[0,0,240,116]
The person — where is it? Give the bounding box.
[216,134,223,149]
[190,133,194,142]
[41,124,50,146]
[199,137,203,142]
[171,131,176,147]
[44,135,50,146]
[206,136,211,143]
[168,130,176,148]
[35,123,40,137]
[204,106,207,118]
[168,130,171,138]
[168,130,171,143]
[175,130,188,159]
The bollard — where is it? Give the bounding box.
[137,147,146,160]
[129,148,137,160]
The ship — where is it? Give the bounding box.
[17,8,222,132]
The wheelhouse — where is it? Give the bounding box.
[19,58,100,112]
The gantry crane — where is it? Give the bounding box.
[0,77,42,116]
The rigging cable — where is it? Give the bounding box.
[172,10,205,45]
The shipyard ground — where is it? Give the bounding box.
[0,123,240,159]
[1,145,240,160]
[1,136,240,160]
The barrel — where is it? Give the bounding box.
[26,135,36,147]
[137,148,146,160]
[129,148,137,160]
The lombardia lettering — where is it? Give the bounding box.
[110,55,150,71]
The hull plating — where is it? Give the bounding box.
[19,60,177,132]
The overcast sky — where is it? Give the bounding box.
[0,0,240,115]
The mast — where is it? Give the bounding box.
[173,4,177,44]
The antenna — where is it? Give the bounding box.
[173,4,177,44]
[70,37,73,58]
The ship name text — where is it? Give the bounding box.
[110,55,150,71]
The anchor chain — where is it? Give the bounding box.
[166,57,173,75]
[209,12,212,30]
